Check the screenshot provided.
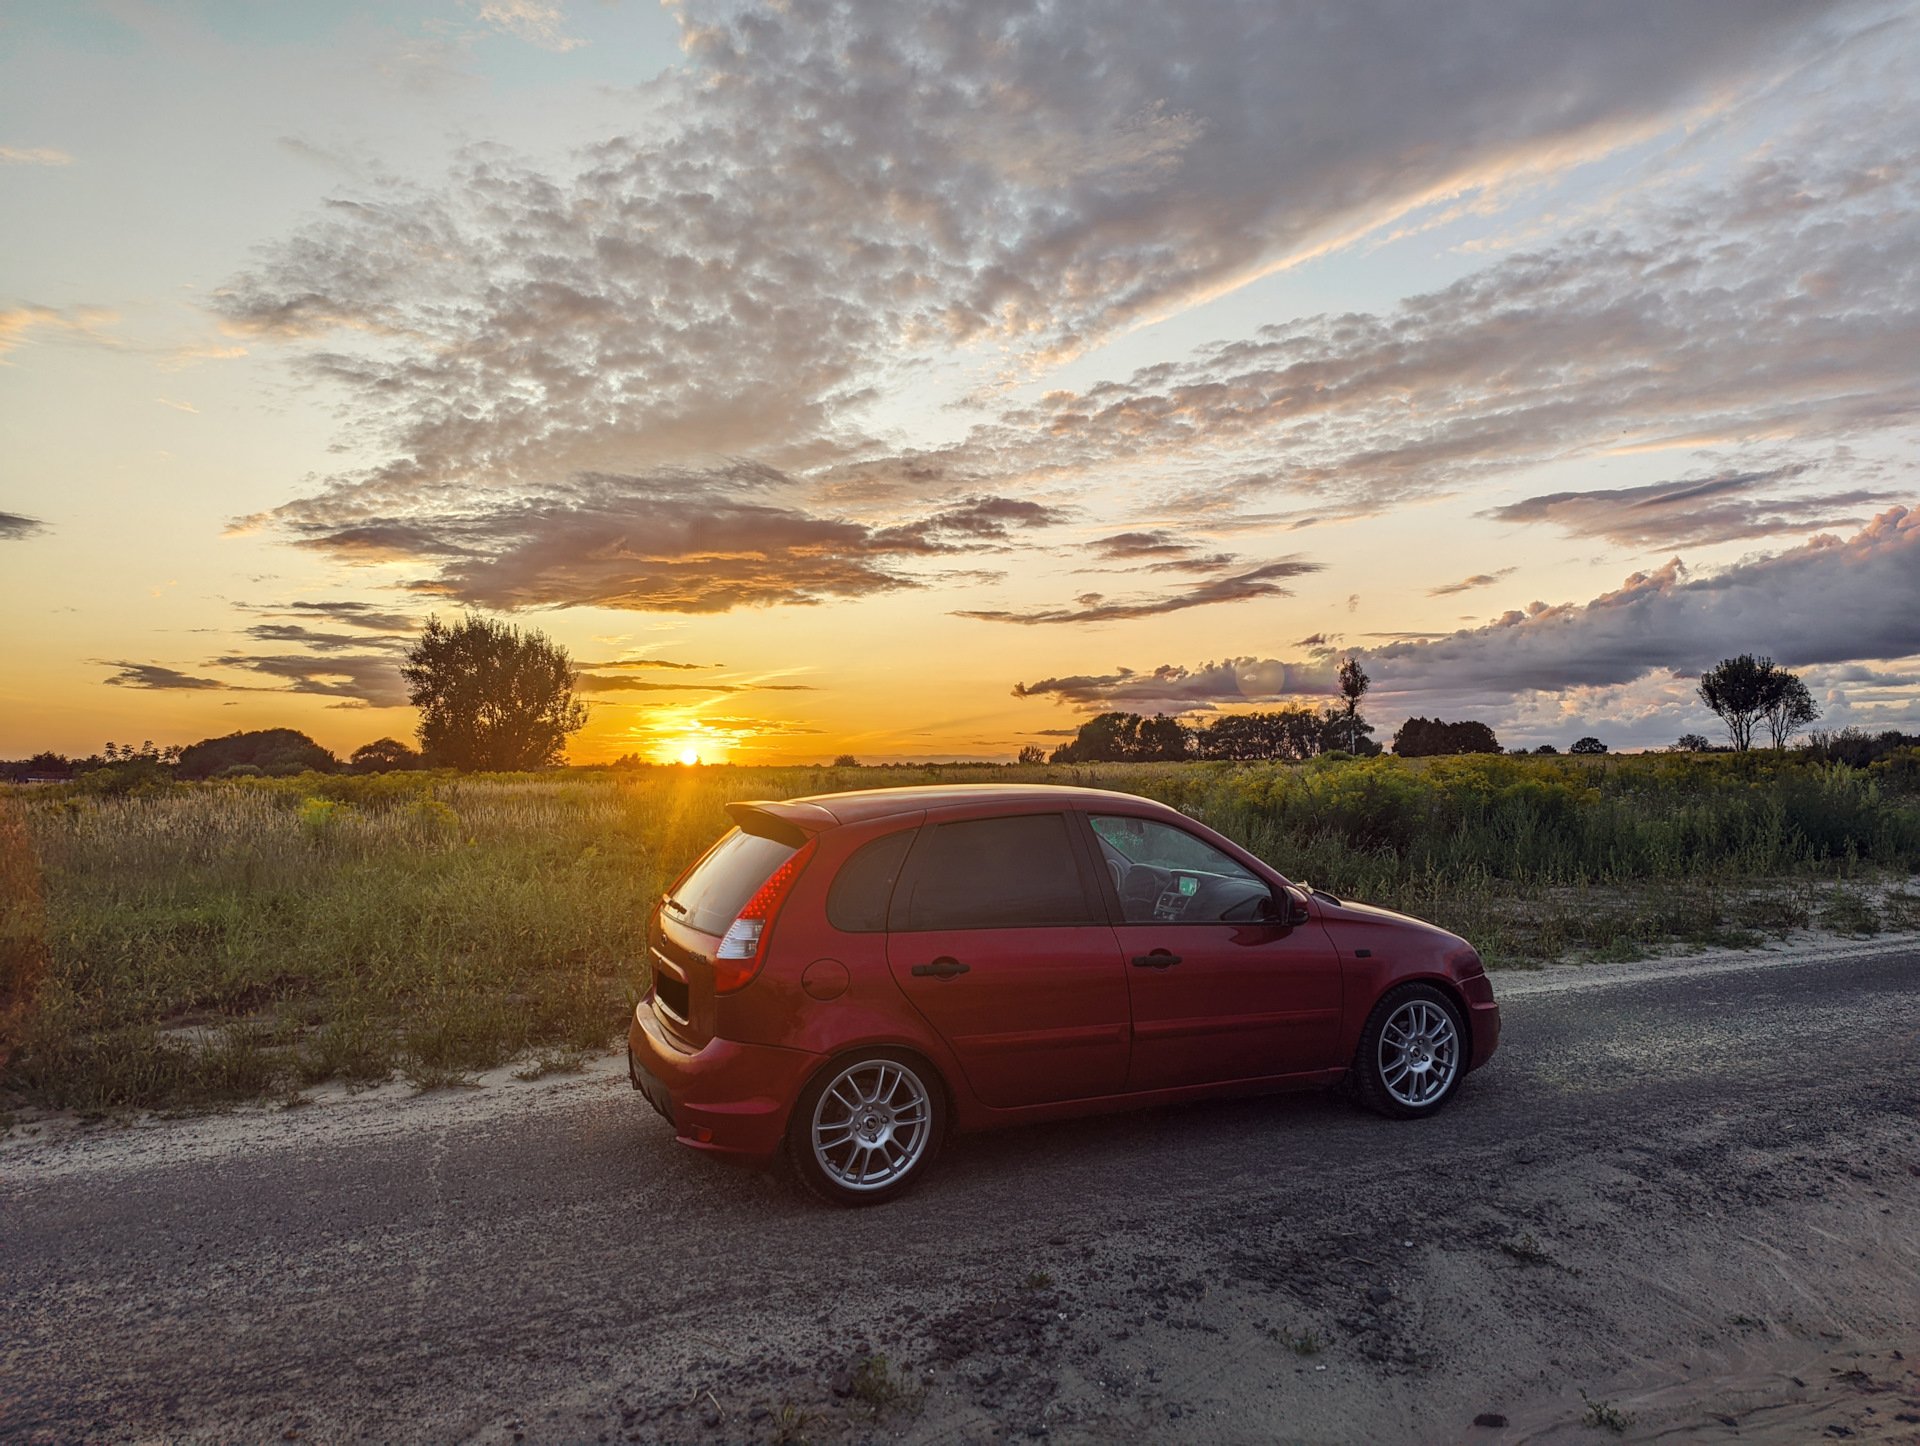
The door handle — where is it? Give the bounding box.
[912,957,970,979]
[1131,951,1183,969]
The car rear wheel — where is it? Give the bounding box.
[787,1049,946,1206]
[1354,983,1466,1119]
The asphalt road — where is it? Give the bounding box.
[4,940,1919,1446]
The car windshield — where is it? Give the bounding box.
[1089,814,1271,924]
[666,828,798,935]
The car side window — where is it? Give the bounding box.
[826,829,917,933]
[1089,815,1273,925]
[893,814,1096,931]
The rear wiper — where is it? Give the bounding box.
[663,895,688,915]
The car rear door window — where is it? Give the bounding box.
[827,829,917,932]
[893,814,1095,931]
[1089,814,1271,924]
[666,829,799,935]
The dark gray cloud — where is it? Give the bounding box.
[243,623,410,653]
[1017,507,1920,717]
[957,558,1322,625]
[271,466,1069,613]
[247,601,420,632]
[102,663,231,691]
[1428,568,1518,597]
[101,653,407,707]
[1483,467,1891,549]
[0,511,45,540]
[1088,531,1190,560]
[210,654,409,707]
[1014,657,1337,712]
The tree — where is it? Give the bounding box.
[1569,736,1607,755]
[1049,712,1190,763]
[1674,734,1712,752]
[177,728,337,780]
[1322,656,1373,754]
[1697,654,1777,752]
[1193,708,1325,761]
[350,738,424,774]
[1392,718,1501,757]
[401,615,587,771]
[1135,714,1191,761]
[1015,745,1046,764]
[1762,674,1819,749]
[833,754,861,767]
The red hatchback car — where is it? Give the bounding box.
[629,784,1499,1205]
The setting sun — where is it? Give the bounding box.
[678,748,700,766]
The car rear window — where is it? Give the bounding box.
[666,829,798,936]
[893,814,1095,931]
[827,829,917,933]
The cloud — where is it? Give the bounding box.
[221,0,1837,563]
[1014,657,1338,712]
[101,651,408,706]
[580,658,718,670]
[574,673,813,694]
[1088,531,1191,560]
[265,466,1070,613]
[0,511,46,540]
[1361,507,1920,704]
[1428,568,1519,597]
[963,66,1920,522]
[468,1,584,52]
[211,654,409,707]
[0,146,71,166]
[956,558,1322,625]
[1016,507,1920,719]
[242,623,410,653]
[0,304,122,359]
[102,663,231,691]
[243,601,420,632]
[1483,467,1892,549]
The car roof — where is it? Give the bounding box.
[749,783,1185,830]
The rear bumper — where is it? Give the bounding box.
[627,1002,824,1170]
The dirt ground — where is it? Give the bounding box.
[4,932,1918,1445]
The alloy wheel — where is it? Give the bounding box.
[1376,997,1460,1107]
[810,1059,934,1192]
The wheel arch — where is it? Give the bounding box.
[795,1040,962,1137]
[1356,973,1473,1068]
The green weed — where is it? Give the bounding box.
[4,755,1917,1112]
[1578,1389,1635,1433]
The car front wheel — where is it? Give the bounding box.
[1354,983,1467,1119]
[787,1049,947,1206]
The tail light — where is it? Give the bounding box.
[713,839,816,993]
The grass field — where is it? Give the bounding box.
[3,752,1917,1115]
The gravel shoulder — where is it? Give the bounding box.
[4,930,1918,1445]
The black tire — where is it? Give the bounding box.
[786,1048,948,1207]
[1353,983,1468,1120]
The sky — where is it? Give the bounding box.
[4,0,1919,765]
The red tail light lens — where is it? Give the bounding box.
[713,838,816,993]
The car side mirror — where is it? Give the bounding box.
[1264,891,1311,927]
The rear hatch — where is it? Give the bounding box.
[649,812,806,1049]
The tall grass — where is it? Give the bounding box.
[2,753,1916,1113]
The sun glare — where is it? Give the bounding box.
[678,748,700,766]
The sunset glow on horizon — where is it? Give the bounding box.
[5,1,1919,765]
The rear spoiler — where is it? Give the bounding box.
[725,799,839,849]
